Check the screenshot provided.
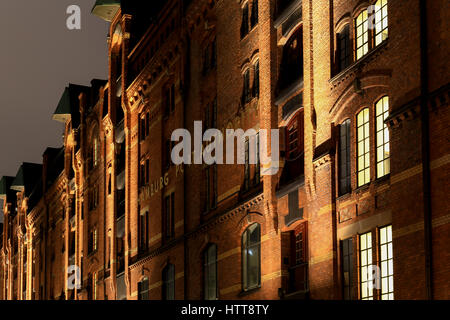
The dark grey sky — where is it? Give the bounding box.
[0,0,109,221]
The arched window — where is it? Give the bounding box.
[375,96,390,178]
[242,223,261,291]
[374,0,389,46]
[203,244,218,300]
[339,119,351,195]
[357,108,370,187]
[355,10,369,60]
[286,111,304,161]
[336,24,351,72]
[162,264,175,300]
[278,27,303,92]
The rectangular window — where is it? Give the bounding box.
[357,108,370,187]
[93,272,97,300]
[379,225,394,300]
[244,138,250,191]
[376,97,390,178]
[139,211,149,252]
[339,120,351,195]
[250,0,258,28]
[243,69,251,104]
[341,238,354,300]
[204,244,218,300]
[145,159,150,184]
[140,116,146,141]
[162,264,175,300]
[242,224,261,291]
[253,61,260,98]
[145,112,150,136]
[140,163,145,187]
[337,25,351,72]
[355,10,369,60]
[164,193,175,240]
[205,167,210,212]
[359,232,373,300]
[212,164,218,208]
[254,132,260,185]
[138,278,149,300]
[374,0,389,46]
[240,3,249,38]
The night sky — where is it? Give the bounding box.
[0,0,109,221]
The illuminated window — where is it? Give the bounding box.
[355,10,369,60]
[375,96,390,178]
[357,108,370,187]
[242,223,261,291]
[374,0,389,46]
[359,232,373,300]
[204,244,218,300]
[379,225,394,300]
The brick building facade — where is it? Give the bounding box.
[0,0,449,300]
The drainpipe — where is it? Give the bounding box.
[419,0,432,300]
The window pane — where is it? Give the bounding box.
[379,226,394,300]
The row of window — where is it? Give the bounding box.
[137,223,261,300]
[242,60,260,105]
[342,225,393,300]
[339,96,390,195]
[336,0,389,73]
[240,0,259,39]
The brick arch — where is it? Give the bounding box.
[330,72,391,122]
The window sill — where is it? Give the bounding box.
[239,285,261,297]
[330,39,388,85]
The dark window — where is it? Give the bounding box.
[254,132,260,185]
[163,84,175,118]
[145,159,150,184]
[242,223,261,291]
[140,163,145,187]
[278,27,303,93]
[339,119,351,195]
[88,228,97,254]
[341,238,354,300]
[162,264,175,300]
[140,116,146,141]
[337,25,351,72]
[286,112,303,160]
[138,278,149,300]
[163,193,175,240]
[145,112,150,136]
[240,3,249,38]
[139,211,149,252]
[244,138,250,191]
[242,69,251,104]
[250,0,259,28]
[253,61,260,98]
[204,244,218,300]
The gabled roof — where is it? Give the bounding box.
[11,163,42,197]
[52,84,90,128]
